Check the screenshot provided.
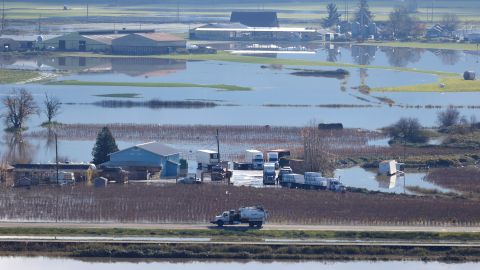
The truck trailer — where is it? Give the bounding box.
[211,206,266,228]
[234,149,264,170]
[281,172,345,192]
[196,150,219,170]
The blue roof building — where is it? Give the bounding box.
[102,142,180,179]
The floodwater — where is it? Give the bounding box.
[1,44,480,176]
[334,166,450,194]
[0,257,479,270]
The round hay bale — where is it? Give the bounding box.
[464,71,476,80]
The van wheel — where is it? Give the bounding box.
[256,222,263,228]
[217,220,224,227]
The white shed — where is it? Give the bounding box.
[379,160,397,176]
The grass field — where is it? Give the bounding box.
[2,0,480,24]
[48,80,252,91]
[359,41,480,51]
[0,69,40,84]
[373,77,480,92]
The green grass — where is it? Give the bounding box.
[374,77,480,92]
[359,41,480,51]
[94,93,141,98]
[0,69,40,84]
[47,80,251,91]
[2,227,480,242]
[60,51,457,76]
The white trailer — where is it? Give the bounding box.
[196,150,219,170]
[267,152,279,169]
[379,160,397,176]
[211,206,266,228]
[244,149,264,170]
[280,173,304,188]
[50,171,75,186]
[282,172,346,192]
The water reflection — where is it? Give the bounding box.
[381,47,422,67]
[351,45,376,66]
[0,132,35,164]
[0,55,187,77]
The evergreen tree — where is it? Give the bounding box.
[322,3,341,28]
[354,0,374,25]
[92,126,119,165]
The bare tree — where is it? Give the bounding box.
[437,107,460,128]
[43,93,61,124]
[441,13,460,36]
[302,124,336,176]
[1,88,38,131]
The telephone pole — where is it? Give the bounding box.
[1,0,5,34]
[86,3,89,22]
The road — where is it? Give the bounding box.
[1,222,480,233]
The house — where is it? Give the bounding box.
[426,24,448,39]
[230,11,279,27]
[111,32,186,55]
[101,141,180,179]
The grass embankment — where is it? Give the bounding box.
[1,241,480,261]
[359,41,480,51]
[373,77,480,92]
[60,51,457,76]
[2,227,480,242]
[0,69,40,84]
[94,93,141,98]
[48,80,251,91]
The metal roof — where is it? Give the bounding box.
[136,32,184,42]
[195,27,317,33]
[85,34,126,45]
[137,141,179,156]
[230,11,279,27]
[13,163,93,170]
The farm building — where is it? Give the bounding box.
[0,35,58,51]
[111,33,186,55]
[12,163,95,186]
[230,11,279,27]
[190,24,321,41]
[41,32,123,52]
[101,141,180,179]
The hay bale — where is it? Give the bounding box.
[464,71,476,80]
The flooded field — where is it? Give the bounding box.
[0,257,479,270]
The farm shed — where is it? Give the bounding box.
[111,33,186,55]
[102,141,180,179]
[230,11,279,27]
[42,32,123,52]
[12,163,95,185]
[0,37,20,51]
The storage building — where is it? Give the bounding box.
[101,141,180,179]
[111,33,186,55]
[41,32,124,52]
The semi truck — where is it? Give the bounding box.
[211,206,266,228]
[234,149,264,170]
[281,172,345,192]
[266,152,279,169]
[263,163,276,185]
[196,150,219,170]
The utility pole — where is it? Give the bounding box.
[38,14,41,35]
[86,3,89,22]
[216,129,220,163]
[55,132,59,185]
[1,0,5,34]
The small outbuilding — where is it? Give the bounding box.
[111,33,186,55]
[42,32,121,52]
[102,141,180,179]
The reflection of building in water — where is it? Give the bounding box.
[1,132,35,165]
[376,174,397,189]
[37,56,186,77]
[351,45,376,66]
